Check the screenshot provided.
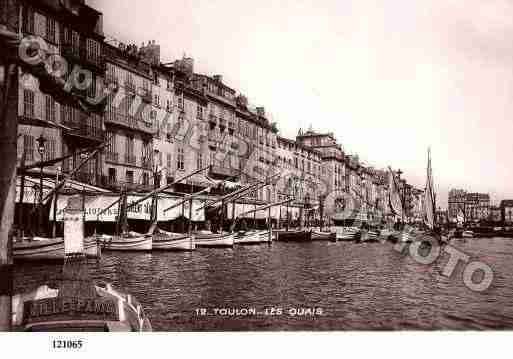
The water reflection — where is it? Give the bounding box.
[13,238,513,331]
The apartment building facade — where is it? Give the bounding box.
[101,41,158,191]
[15,0,106,184]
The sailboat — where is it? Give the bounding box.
[388,168,413,243]
[12,197,151,331]
[148,174,204,251]
[13,150,102,261]
[97,188,153,251]
[421,148,451,243]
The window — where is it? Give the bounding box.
[197,105,203,120]
[177,147,185,171]
[45,139,56,161]
[125,135,135,164]
[142,172,149,186]
[178,96,183,110]
[197,153,203,169]
[87,74,96,99]
[23,134,34,161]
[108,168,116,183]
[45,95,55,123]
[167,153,172,170]
[166,122,173,142]
[46,18,56,43]
[154,94,160,107]
[86,38,101,65]
[126,171,134,184]
[210,151,216,166]
[23,90,35,118]
[166,99,172,113]
[23,6,35,34]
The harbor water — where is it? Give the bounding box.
[13,237,513,330]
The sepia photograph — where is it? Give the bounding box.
[0,0,512,348]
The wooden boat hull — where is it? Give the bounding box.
[235,231,271,244]
[358,230,379,243]
[311,231,335,241]
[334,227,359,242]
[153,233,195,251]
[13,237,100,261]
[390,231,413,243]
[98,234,152,251]
[194,232,235,247]
[275,230,311,242]
[462,231,474,238]
[12,283,152,331]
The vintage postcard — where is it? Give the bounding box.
[0,0,511,342]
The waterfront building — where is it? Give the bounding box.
[15,0,106,184]
[101,40,157,191]
[296,129,344,194]
[490,206,501,223]
[465,193,490,222]
[448,189,467,220]
[275,136,323,201]
[500,200,513,224]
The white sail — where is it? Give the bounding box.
[388,168,403,219]
[423,148,435,229]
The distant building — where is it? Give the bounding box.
[465,193,490,221]
[448,189,467,220]
[500,200,513,224]
[490,206,501,223]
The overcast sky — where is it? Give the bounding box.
[89,0,513,207]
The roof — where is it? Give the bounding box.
[500,200,513,207]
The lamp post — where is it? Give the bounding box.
[36,134,46,236]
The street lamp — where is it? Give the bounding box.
[36,134,46,235]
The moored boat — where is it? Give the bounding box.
[194,231,235,247]
[390,230,413,243]
[234,230,272,244]
[462,230,474,238]
[379,228,394,241]
[311,230,336,241]
[12,282,152,331]
[13,236,100,261]
[98,232,153,251]
[152,229,195,251]
[275,230,311,242]
[334,226,359,242]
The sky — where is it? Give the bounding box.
[88,0,513,208]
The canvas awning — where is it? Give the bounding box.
[16,176,109,204]
[50,193,206,222]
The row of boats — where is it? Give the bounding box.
[12,225,429,262]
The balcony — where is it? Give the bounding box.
[63,121,104,144]
[104,111,157,136]
[61,44,106,74]
[61,44,81,63]
[124,155,137,166]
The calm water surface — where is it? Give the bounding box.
[13,237,513,330]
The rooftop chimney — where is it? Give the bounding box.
[213,74,223,83]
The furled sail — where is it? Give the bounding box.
[423,148,436,229]
[388,168,403,219]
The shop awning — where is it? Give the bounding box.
[49,193,206,222]
[16,176,109,204]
